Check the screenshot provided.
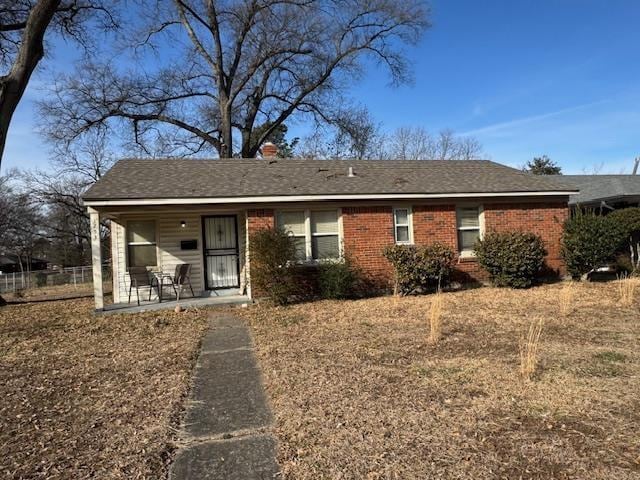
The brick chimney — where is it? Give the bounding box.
[261,141,278,158]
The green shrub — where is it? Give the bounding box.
[561,211,626,279]
[249,228,298,305]
[383,243,455,295]
[474,231,546,288]
[608,207,640,272]
[317,258,360,299]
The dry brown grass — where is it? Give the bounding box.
[617,273,639,306]
[428,290,444,344]
[240,282,640,479]
[3,281,112,301]
[519,316,544,380]
[0,298,209,479]
[558,280,577,316]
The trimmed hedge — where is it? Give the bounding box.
[383,243,455,295]
[474,231,546,288]
[561,211,626,278]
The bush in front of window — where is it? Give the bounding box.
[317,257,361,300]
[561,210,626,279]
[474,231,546,288]
[383,243,455,295]
[249,228,298,305]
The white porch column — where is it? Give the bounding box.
[89,207,104,310]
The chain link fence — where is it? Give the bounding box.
[0,265,112,294]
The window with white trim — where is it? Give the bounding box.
[277,209,340,261]
[126,220,157,267]
[276,211,307,260]
[393,207,412,244]
[456,206,481,254]
[311,210,340,260]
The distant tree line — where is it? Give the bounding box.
[0,132,112,269]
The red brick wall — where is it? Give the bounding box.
[246,201,569,293]
[411,204,484,281]
[342,201,569,286]
[247,208,275,231]
[246,209,274,297]
[483,202,568,275]
[413,204,458,248]
[342,206,395,289]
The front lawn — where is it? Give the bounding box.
[0,299,209,479]
[242,282,640,479]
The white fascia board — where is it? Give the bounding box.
[83,191,577,207]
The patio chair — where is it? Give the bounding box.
[161,264,195,302]
[128,267,160,306]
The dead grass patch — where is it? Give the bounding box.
[559,280,577,316]
[519,316,544,380]
[0,298,209,479]
[3,281,112,301]
[617,273,639,306]
[427,290,444,344]
[240,282,640,479]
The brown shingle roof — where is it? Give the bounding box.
[83,158,577,201]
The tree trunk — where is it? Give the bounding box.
[218,98,233,158]
[240,129,254,158]
[0,0,60,170]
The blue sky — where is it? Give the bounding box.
[4,0,640,174]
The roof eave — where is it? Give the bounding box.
[83,190,577,208]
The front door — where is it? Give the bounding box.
[203,215,239,289]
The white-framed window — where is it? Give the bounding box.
[277,209,341,261]
[126,220,158,268]
[393,207,412,244]
[456,206,482,255]
[276,210,307,260]
[311,210,340,260]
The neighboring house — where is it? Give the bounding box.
[562,175,640,211]
[0,254,48,274]
[82,157,578,310]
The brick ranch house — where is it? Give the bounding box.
[82,157,578,311]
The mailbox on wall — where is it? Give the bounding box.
[180,240,198,250]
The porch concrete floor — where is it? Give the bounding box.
[101,294,251,315]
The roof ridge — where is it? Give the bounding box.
[116,157,494,163]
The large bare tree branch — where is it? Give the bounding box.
[40,0,429,159]
[0,0,60,172]
[0,0,117,172]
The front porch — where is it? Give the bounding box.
[87,206,251,312]
[102,290,251,315]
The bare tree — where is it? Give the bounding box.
[297,106,386,159]
[386,127,483,160]
[0,172,44,302]
[454,135,483,160]
[40,0,430,159]
[387,126,433,160]
[0,0,116,172]
[20,132,114,265]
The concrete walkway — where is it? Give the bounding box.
[170,314,279,480]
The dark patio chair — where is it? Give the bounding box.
[128,267,160,305]
[161,264,195,302]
